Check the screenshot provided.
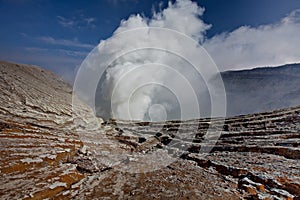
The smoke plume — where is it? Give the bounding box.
[75,0,300,121]
[76,0,223,121]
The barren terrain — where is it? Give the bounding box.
[0,61,299,199]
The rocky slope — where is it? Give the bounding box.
[0,61,299,199]
[216,63,300,116]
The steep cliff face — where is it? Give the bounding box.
[0,61,299,199]
[219,63,300,116]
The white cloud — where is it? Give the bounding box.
[24,47,89,57]
[57,16,75,28]
[84,17,96,25]
[150,0,210,42]
[106,0,138,5]
[80,0,300,121]
[114,0,210,42]
[37,36,94,49]
[57,15,97,29]
[78,0,222,120]
[204,9,300,70]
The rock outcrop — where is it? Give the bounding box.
[0,61,299,199]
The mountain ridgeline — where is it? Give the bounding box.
[219,63,300,117]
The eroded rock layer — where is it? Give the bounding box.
[0,61,299,200]
[0,61,89,199]
[104,107,300,199]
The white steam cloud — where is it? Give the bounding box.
[75,0,224,121]
[75,0,300,121]
[114,0,211,41]
[205,9,300,70]
[98,0,213,121]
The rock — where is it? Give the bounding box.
[242,184,258,196]
[0,61,299,199]
[79,145,87,155]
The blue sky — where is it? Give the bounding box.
[0,0,300,82]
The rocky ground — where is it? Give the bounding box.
[0,61,299,199]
